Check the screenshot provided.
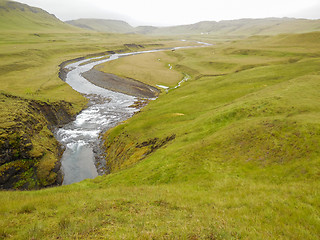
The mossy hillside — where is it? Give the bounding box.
[0,93,75,189]
[91,32,320,237]
[102,58,320,179]
[101,32,320,173]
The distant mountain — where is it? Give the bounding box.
[131,26,159,35]
[66,19,134,33]
[132,18,320,36]
[67,17,320,36]
[0,0,79,32]
[2,0,319,36]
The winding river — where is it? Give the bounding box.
[56,42,210,185]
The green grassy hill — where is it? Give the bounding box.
[66,18,134,33]
[0,0,80,32]
[1,31,320,239]
[98,32,320,177]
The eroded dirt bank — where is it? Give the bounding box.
[103,131,176,174]
[0,93,77,189]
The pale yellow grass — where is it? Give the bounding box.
[95,51,184,87]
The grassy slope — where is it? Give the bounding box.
[96,51,184,87]
[100,32,320,172]
[1,32,319,238]
[0,0,78,33]
[0,0,88,189]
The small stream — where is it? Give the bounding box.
[56,42,210,185]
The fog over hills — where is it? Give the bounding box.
[15,0,320,27]
[1,0,320,36]
[67,17,320,36]
[65,19,133,34]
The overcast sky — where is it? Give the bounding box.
[17,0,320,26]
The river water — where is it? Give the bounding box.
[56,42,210,185]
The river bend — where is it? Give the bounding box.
[56,42,210,185]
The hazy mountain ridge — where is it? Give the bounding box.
[134,18,320,35]
[66,18,134,33]
[67,17,320,36]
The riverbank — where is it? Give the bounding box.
[0,30,193,189]
[82,69,160,98]
[51,42,202,185]
[0,93,77,189]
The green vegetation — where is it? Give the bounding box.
[1,0,320,238]
[0,0,192,189]
[100,32,320,174]
[101,31,320,237]
[0,32,189,189]
[1,29,320,238]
